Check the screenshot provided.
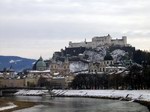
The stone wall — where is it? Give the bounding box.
[69,35,127,48]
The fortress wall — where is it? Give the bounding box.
[69,35,127,48]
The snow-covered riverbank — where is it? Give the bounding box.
[0,102,17,111]
[14,89,150,102]
[14,90,48,96]
[52,90,150,102]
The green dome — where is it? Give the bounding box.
[36,56,46,71]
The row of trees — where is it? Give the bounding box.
[71,64,150,90]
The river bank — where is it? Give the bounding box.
[1,89,150,111]
[0,98,37,112]
[52,90,150,111]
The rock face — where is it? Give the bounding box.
[0,55,36,72]
[69,61,88,73]
[51,44,135,73]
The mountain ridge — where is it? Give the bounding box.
[0,55,36,72]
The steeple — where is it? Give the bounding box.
[39,56,43,61]
[84,38,87,44]
[107,34,110,37]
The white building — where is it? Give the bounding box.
[69,34,128,48]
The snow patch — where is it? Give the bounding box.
[111,49,127,61]
[69,61,88,72]
[9,60,22,64]
[0,102,17,111]
[84,50,106,62]
[14,90,49,96]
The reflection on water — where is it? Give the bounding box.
[9,96,149,112]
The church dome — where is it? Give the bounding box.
[104,54,113,60]
[35,56,46,71]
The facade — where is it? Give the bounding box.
[0,68,16,79]
[50,60,70,76]
[0,78,40,88]
[89,60,114,73]
[69,34,127,48]
[89,54,114,73]
[25,77,41,87]
[50,77,66,89]
[0,79,25,87]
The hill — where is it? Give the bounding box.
[53,45,150,66]
[0,55,36,72]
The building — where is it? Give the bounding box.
[28,56,50,78]
[0,68,16,79]
[50,58,70,76]
[69,34,128,48]
[89,54,114,73]
[32,56,47,71]
[0,79,25,87]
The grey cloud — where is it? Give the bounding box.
[0,0,150,58]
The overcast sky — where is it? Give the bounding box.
[0,0,150,59]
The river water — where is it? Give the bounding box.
[6,96,149,112]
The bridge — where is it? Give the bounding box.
[0,87,47,96]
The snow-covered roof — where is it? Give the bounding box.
[53,72,59,75]
[0,72,3,75]
[106,66,126,69]
[29,70,50,73]
[52,76,65,79]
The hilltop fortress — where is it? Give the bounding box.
[69,34,128,48]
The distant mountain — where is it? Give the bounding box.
[0,55,36,72]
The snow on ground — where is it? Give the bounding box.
[14,90,48,96]
[83,49,106,62]
[0,102,17,111]
[29,70,50,73]
[52,90,150,102]
[70,61,88,72]
[110,49,127,61]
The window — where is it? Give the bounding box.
[103,68,105,72]
[99,68,101,72]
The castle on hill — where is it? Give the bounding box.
[69,34,128,48]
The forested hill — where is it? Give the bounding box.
[0,55,36,72]
[109,45,150,65]
[53,45,150,65]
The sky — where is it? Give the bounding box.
[0,0,150,59]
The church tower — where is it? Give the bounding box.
[122,36,127,45]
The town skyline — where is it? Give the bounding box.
[0,0,150,59]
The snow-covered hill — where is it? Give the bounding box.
[83,47,127,62]
[110,49,128,61]
[52,45,132,72]
[83,46,107,62]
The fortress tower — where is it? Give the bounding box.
[122,36,127,45]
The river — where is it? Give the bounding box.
[5,96,150,112]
